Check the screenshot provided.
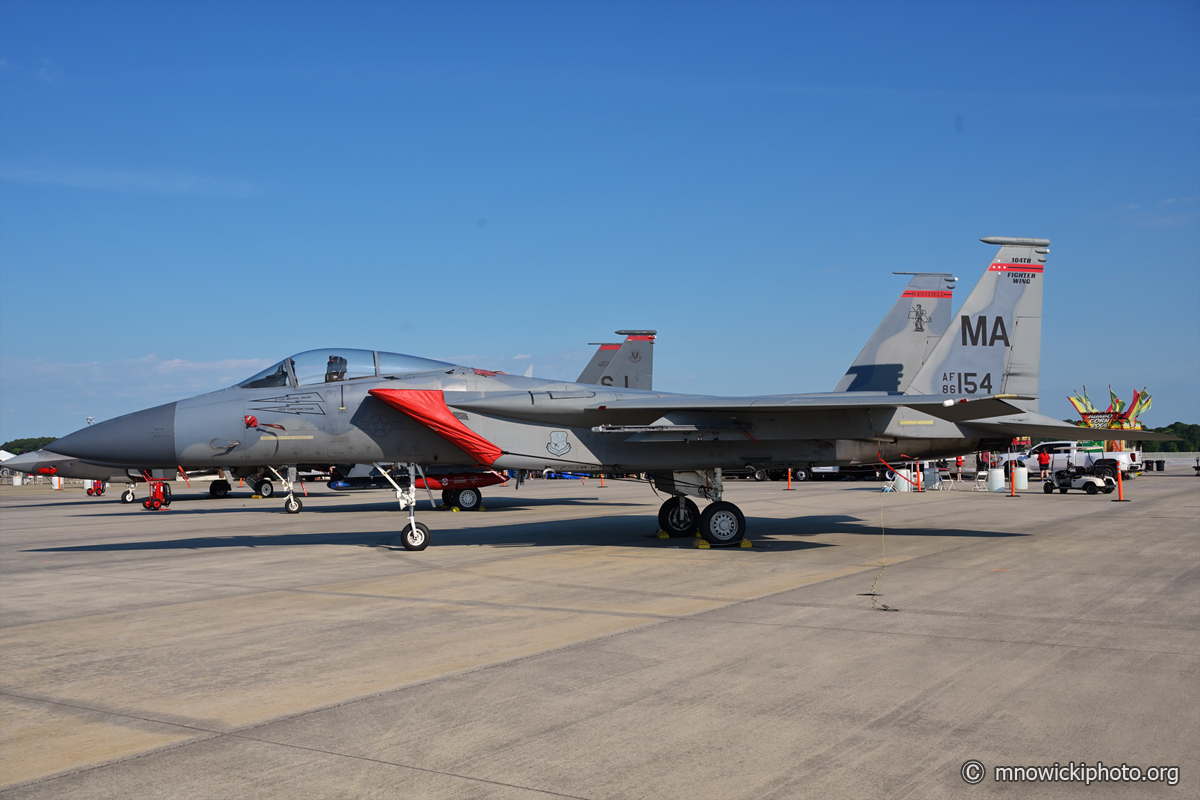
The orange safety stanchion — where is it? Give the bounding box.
[786,469,793,490]
[1113,467,1129,502]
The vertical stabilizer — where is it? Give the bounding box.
[906,237,1048,412]
[598,330,656,390]
[577,342,621,384]
[834,272,957,392]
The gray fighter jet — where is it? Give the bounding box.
[47,236,1178,549]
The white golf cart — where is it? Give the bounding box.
[1044,465,1116,495]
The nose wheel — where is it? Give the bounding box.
[400,521,430,550]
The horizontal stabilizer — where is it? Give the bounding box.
[909,395,1034,423]
[963,416,1183,442]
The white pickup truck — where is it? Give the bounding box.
[999,441,1143,479]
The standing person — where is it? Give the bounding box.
[1038,449,1051,481]
[955,455,964,481]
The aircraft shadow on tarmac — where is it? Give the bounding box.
[750,514,1025,540]
[63,494,646,517]
[25,513,1018,555]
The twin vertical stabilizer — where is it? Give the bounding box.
[906,237,1048,411]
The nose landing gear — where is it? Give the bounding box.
[376,462,435,550]
[268,466,302,513]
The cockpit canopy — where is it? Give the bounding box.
[238,349,455,389]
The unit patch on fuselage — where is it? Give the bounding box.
[547,430,572,456]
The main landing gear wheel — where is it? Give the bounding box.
[453,487,481,510]
[121,490,135,504]
[441,490,454,507]
[209,480,230,498]
[257,480,274,498]
[699,501,746,545]
[284,496,303,513]
[400,521,430,551]
[657,497,700,536]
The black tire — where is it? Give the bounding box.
[1043,482,1054,494]
[657,497,700,536]
[143,498,152,509]
[1059,488,1068,494]
[122,490,135,504]
[753,469,768,482]
[210,481,230,498]
[400,521,430,551]
[699,501,746,545]
[150,498,162,510]
[1085,483,1098,495]
[792,469,808,482]
[1097,467,1116,480]
[441,490,454,506]
[1102,487,1114,494]
[162,484,171,506]
[285,496,303,513]
[454,487,481,510]
[258,480,274,498]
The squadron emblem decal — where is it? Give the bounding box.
[908,304,931,332]
[547,430,572,456]
[627,349,642,363]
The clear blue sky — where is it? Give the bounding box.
[2,0,1197,442]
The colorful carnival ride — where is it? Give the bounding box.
[1068,387,1153,452]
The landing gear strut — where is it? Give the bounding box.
[377,462,434,550]
[269,466,302,513]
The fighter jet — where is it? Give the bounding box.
[47,236,1178,549]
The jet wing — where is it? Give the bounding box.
[584,392,1034,422]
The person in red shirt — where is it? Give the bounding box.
[1037,449,1051,480]
[955,455,964,481]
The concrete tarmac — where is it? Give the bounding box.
[1,473,1196,798]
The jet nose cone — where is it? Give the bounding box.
[3,450,62,474]
[50,402,178,467]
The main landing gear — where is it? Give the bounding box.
[442,486,483,511]
[208,479,232,498]
[654,469,747,545]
